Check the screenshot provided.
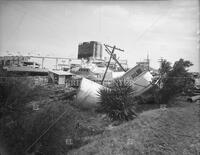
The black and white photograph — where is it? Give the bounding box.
[0,0,199,154]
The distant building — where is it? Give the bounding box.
[0,56,48,76]
[0,56,30,67]
[0,56,41,69]
[49,70,74,85]
[78,41,102,60]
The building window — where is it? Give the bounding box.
[131,68,143,79]
[136,68,142,75]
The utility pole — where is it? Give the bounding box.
[158,57,165,77]
[55,58,58,70]
[143,53,150,71]
[158,57,165,88]
[42,57,44,69]
[158,57,164,69]
[101,46,116,85]
[101,44,124,85]
[198,0,200,73]
[104,44,126,72]
[147,53,150,71]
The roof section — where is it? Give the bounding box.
[49,70,74,76]
[5,66,48,73]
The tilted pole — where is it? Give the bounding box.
[105,48,126,72]
[104,44,124,52]
[101,46,116,85]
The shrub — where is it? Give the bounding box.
[97,79,137,121]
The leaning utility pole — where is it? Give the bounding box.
[104,45,126,72]
[158,57,164,69]
[147,53,150,71]
[101,44,124,85]
[157,57,165,88]
[144,53,150,71]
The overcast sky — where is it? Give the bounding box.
[0,0,199,71]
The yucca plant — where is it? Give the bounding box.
[97,79,137,121]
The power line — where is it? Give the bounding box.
[9,3,69,46]
[133,3,173,44]
[24,109,68,153]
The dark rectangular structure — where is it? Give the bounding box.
[78,41,102,60]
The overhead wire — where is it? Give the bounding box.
[133,1,174,44]
[24,109,69,153]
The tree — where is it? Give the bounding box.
[158,59,172,90]
[97,79,137,121]
[159,58,194,104]
[159,59,172,76]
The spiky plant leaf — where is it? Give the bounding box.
[97,79,137,121]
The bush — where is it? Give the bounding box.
[97,79,137,121]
